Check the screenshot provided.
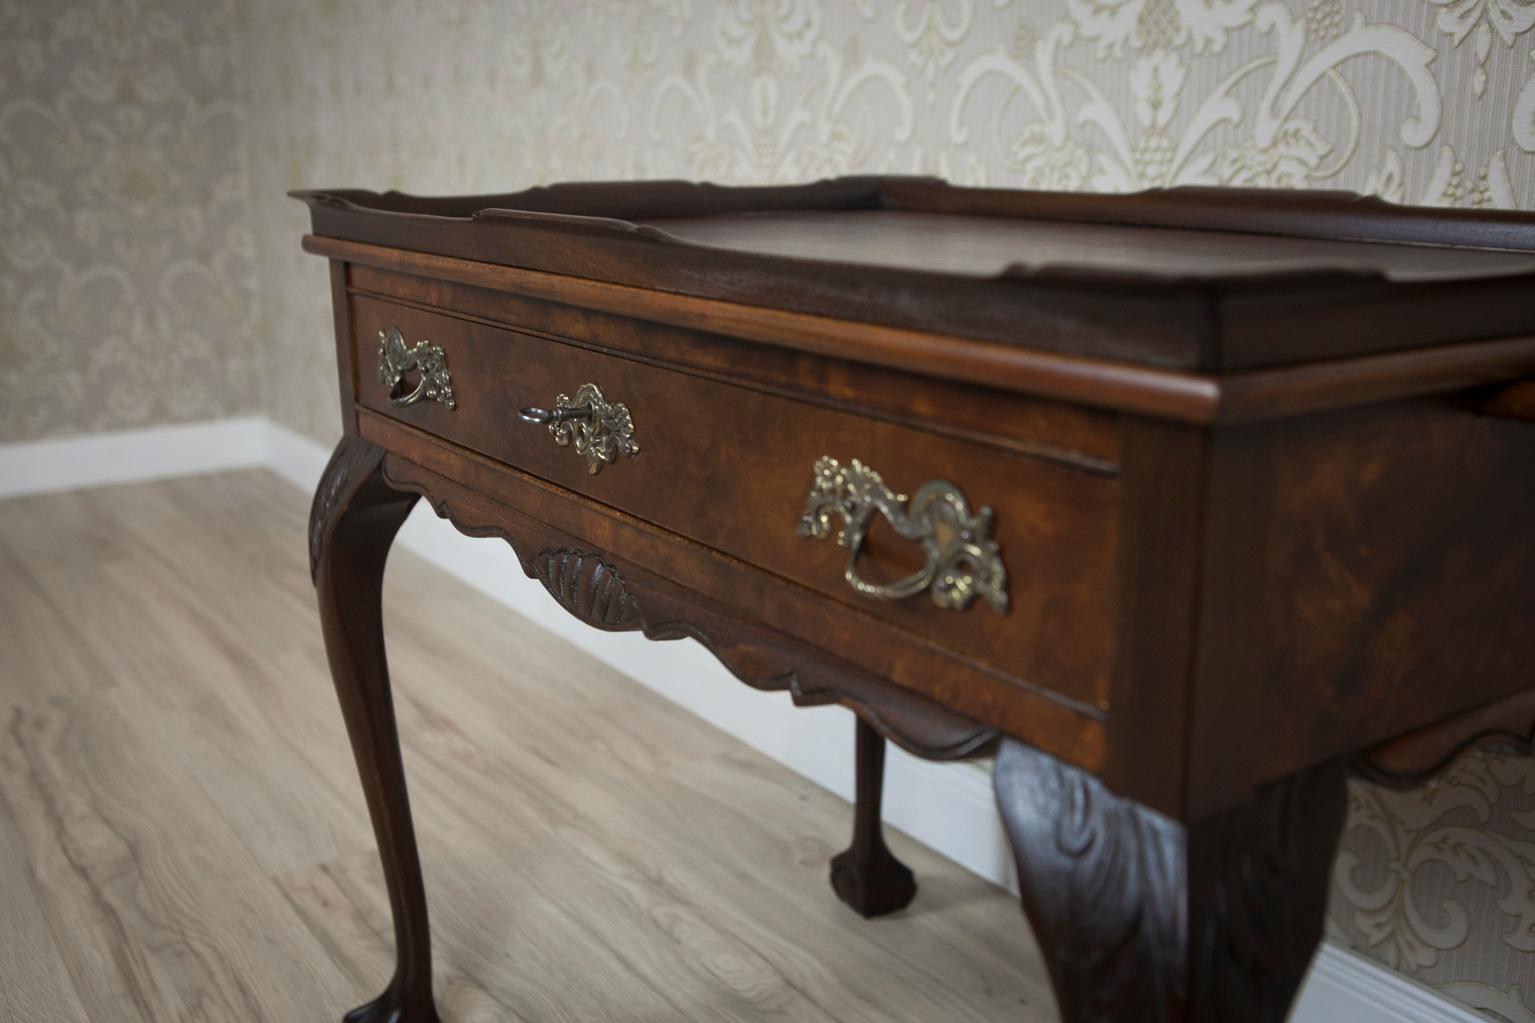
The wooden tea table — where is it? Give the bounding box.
[294,178,1535,1022]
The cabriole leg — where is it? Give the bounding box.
[830,717,917,917]
[311,437,440,1023]
[993,740,1346,1023]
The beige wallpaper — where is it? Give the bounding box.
[7,0,1535,1016]
[0,0,261,441]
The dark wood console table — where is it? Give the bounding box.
[294,177,1535,1023]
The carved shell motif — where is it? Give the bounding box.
[532,548,641,631]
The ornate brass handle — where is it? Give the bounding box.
[377,326,456,409]
[518,382,639,475]
[797,456,1008,613]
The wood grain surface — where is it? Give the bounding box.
[635,209,1535,281]
[0,471,1050,1022]
[351,293,1121,712]
[295,177,1535,375]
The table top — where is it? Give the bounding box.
[636,208,1535,282]
[295,178,1535,378]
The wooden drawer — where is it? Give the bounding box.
[353,293,1120,712]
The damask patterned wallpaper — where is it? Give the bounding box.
[8,0,1535,1017]
[0,0,260,441]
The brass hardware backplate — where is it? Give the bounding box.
[797,456,1008,613]
[378,326,456,409]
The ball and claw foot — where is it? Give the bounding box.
[343,982,441,1023]
[830,844,917,918]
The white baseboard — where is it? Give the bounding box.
[1295,944,1488,1023]
[262,419,334,493]
[1,417,1482,1023]
[0,417,271,499]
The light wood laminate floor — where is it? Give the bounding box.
[0,470,1052,1023]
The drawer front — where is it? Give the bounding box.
[354,294,1119,711]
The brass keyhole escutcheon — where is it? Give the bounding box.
[518,382,639,475]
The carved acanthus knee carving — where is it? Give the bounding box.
[994,740,1347,1023]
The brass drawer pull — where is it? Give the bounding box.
[518,382,639,475]
[378,326,456,409]
[797,456,1008,613]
